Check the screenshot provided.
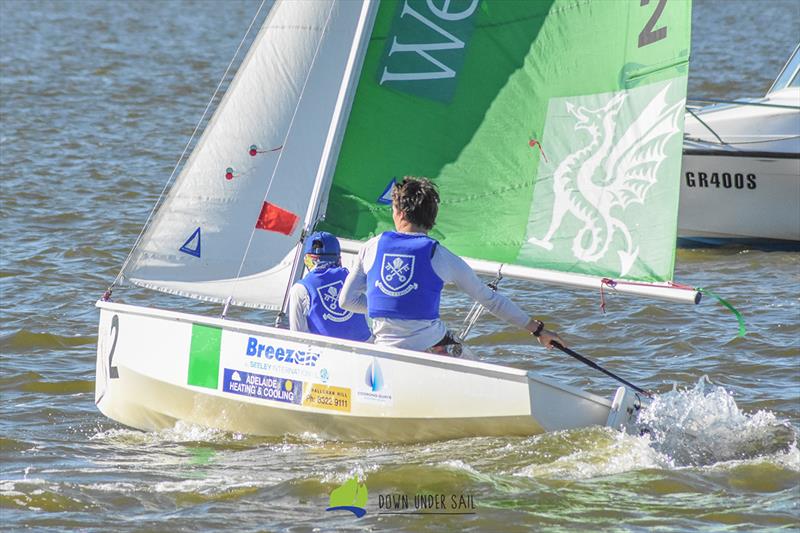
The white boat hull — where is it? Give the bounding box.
[95,301,639,441]
[679,150,800,243]
[679,84,800,244]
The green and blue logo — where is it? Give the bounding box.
[326,476,368,518]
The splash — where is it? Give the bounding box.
[515,428,669,480]
[91,420,230,444]
[637,376,797,466]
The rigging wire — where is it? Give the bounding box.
[459,267,503,340]
[224,1,338,318]
[105,0,268,296]
[685,134,800,146]
[686,106,725,145]
[686,99,800,147]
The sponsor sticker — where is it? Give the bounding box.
[222,368,302,405]
[355,358,393,405]
[303,383,351,412]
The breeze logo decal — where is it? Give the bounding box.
[245,337,319,367]
[316,281,354,322]
[376,254,418,296]
[327,476,368,518]
[222,368,302,405]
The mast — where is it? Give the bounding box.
[118,0,382,311]
[277,0,380,323]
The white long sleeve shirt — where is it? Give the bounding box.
[288,282,312,333]
[339,233,530,351]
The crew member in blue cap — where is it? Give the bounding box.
[288,232,372,342]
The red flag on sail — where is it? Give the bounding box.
[255,201,299,235]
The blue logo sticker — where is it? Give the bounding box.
[179,227,202,258]
[222,368,302,405]
[365,359,384,392]
[245,337,320,367]
[377,177,396,205]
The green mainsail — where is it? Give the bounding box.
[321,0,691,282]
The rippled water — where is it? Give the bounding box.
[1,0,798,530]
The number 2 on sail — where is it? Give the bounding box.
[639,0,668,48]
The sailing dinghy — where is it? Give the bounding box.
[96,0,700,441]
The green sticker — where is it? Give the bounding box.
[187,324,222,389]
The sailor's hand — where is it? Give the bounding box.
[525,319,566,350]
[536,329,565,350]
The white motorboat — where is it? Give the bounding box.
[96,0,702,442]
[679,44,800,246]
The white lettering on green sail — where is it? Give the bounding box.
[521,78,686,280]
[378,0,480,103]
[325,0,692,281]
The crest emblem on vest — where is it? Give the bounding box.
[316,281,353,322]
[376,254,418,296]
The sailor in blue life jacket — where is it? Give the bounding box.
[339,177,566,354]
[288,232,372,342]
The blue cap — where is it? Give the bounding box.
[303,231,340,257]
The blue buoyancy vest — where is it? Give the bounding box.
[298,266,371,342]
[366,232,443,320]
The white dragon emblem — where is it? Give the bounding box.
[528,84,684,276]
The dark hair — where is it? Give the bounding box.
[392,176,440,230]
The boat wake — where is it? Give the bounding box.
[636,376,797,467]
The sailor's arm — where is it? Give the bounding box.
[338,248,369,314]
[288,283,311,333]
[432,246,565,348]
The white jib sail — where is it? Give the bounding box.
[123,0,373,309]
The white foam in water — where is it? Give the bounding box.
[513,428,671,480]
[90,420,243,446]
[636,376,797,466]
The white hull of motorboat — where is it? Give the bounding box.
[95,301,640,441]
[679,149,800,242]
[679,75,800,244]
